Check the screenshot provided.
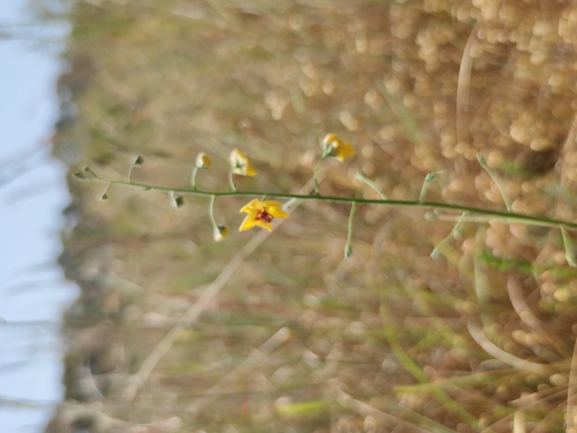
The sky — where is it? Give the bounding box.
[0,1,77,431]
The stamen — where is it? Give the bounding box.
[256,207,273,223]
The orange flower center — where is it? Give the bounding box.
[256,207,273,223]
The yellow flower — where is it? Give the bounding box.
[195,153,212,169]
[239,199,289,232]
[230,149,257,176]
[321,133,355,161]
[213,224,229,242]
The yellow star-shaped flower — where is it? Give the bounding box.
[322,133,355,161]
[239,199,289,232]
[230,149,257,176]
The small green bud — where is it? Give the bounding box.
[134,155,144,166]
[344,245,353,258]
[174,195,184,208]
[73,166,96,180]
[169,191,184,208]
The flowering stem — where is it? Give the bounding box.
[313,158,325,196]
[228,170,237,192]
[478,155,512,212]
[100,182,111,201]
[209,194,218,231]
[191,167,199,190]
[78,171,577,232]
[127,155,143,182]
[128,165,136,182]
[561,226,577,268]
[419,171,439,203]
[430,211,469,259]
[355,172,387,200]
[344,202,358,258]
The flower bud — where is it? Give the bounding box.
[195,153,212,169]
[321,133,355,161]
[213,224,229,242]
[344,245,353,258]
[73,166,97,180]
[170,192,184,208]
[230,149,257,176]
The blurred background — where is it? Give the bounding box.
[6,0,577,432]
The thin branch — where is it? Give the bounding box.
[467,319,549,375]
[76,171,577,231]
[344,202,357,258]
[430,212,469,259]
[506,276,561,355]
[478,154,513,212]
[456,22,479,143]
[355,171,387,199]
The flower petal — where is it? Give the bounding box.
[322,133,342,147]
[335,143,355,161]
[255,220,273,232]
[239,214,257,231]
[243,163,257,176]
[240,199,260,213]
[230,149,257,176]
[268,206,289,219]
[230,149,245,166]
[261,201,282,208]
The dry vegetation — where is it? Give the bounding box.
[47,0,577,432]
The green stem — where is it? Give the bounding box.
[209,194,218,230]
[425,212,494,223]
[478,155,512,212]
[100,182,111,201]
[191,167,199,190]
[354,172,387,199]
[419,179,430,204]
[228,170,236,192]
[127,155,143,182]
[80,174,577,231]
[431,212,469,259]
[419,172,438,203]
[344,202,357,258]
[561,226,577,268]
[313,158,325,196]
